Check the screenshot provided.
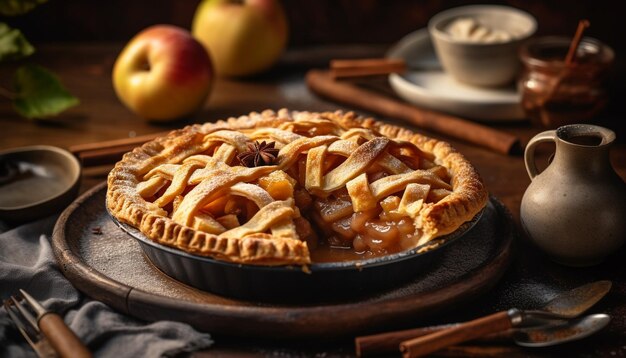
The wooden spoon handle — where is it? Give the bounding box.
[39,313,92,358]
[399,311,513,358]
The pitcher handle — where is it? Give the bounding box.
[524,130,557,180]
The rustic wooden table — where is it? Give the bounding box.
[1,43,624,357]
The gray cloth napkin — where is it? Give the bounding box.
[0,215,213,357]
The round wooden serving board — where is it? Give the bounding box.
[52,182,515,339]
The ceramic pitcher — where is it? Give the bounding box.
[521,124,626,266]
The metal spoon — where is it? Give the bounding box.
[401,311,611,357]
[356,281,611,356]
[541,280,611,318]
[513,313,610,347]
[399,281,613,357]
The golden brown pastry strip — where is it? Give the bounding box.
[137,176,167,198]
[229,183,274,208]
[155,162,202,208]
[370,169,451,202]
[327,139,358,154]
[204,130,251,153]
[218,199,296,239]
[193,212,227,234]
[172,166,275,226]
[323,137,389,192]
[249,128,303,144]
[213,144,237,163]
[136,132,207,175]
[277,135,337,169]
[144,164,178,181]
[346,173,377,212]
[398,183,430,217]
[305,145,327,192]
[279,117,340,136]
[340,128,377,141]
[377,153,411,174]
[271,218,298,239]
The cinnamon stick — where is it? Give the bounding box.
[68,131,166,155]
[68,131,167,167]
[355,323,512,356]
[306,69,520,155]
[356,324,456,356]
[76,144,141,167]
[399,311,513,358]
[330,58,406,79]
[540,19,591,109]
[564,20,591,65]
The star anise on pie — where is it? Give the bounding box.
[237,141,279,167]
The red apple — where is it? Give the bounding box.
[192,0,288,77]
[113,25,213,121]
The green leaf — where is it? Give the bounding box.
[0,0,47,16]
[13,64,79,119]
[0,22,35,61]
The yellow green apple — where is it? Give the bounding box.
[113,25,213,121]
[192,0,288,77]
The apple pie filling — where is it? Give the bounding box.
[107,110,488,265]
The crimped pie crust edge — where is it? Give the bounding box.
[106,109,488,265]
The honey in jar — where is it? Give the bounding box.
[518,36,614,128]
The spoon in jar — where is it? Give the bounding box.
[539,19,590,109]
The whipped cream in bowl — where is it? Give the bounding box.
[428,5,537,87]
[446,17,512,43]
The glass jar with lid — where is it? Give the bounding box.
[518,36,614,128]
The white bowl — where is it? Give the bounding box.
[387,28,524,121]
[428,5,537,87]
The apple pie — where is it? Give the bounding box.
[107,109,488,265]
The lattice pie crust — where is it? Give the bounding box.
[107,110,488,265]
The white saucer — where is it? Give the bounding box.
[387,28,525,122]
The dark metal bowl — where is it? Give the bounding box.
[109,208,483,303]
[1,146,81,224]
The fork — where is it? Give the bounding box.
[3,289,91,358]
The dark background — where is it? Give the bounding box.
[4,0,624,48]
[2,0,625,122]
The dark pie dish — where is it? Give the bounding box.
[105,110,489,301]
[108,206,483,302]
